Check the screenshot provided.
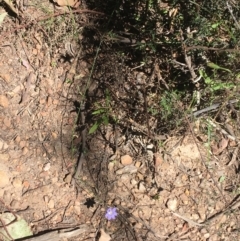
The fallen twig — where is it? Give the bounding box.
[185,45,240,53]
[172,212,205,227]
[192,99,239,117]
[22,224,91,241]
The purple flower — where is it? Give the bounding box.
[105,207,118,220]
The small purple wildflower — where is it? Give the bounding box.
[105,207,118,220]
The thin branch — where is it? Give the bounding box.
[226,1,240,30]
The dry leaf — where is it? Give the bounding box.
[99,229,111,241]
[212,138,229,155]
[0,11,8,26]
[54,0,80,8]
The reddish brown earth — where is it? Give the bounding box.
[0,1,240,241]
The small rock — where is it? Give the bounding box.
[120,174,130,182]
[36,44,41,50]
[15,136,21,143]
[0,141,8,150]
[22,180,30,189]
[43,162,51,171]
[99,229,111,241]
[0,141,3,150]
[116,164,138,175]
[52,177,58,183]
[48,199,55,209]
[22,147,28,155]
[191,213,199,220]
[131,179,138,186]
[135,161,142,168]
[74,201,81,215]
[51,132,58,139]
[12,85,21,94]
[136,172,144,180]
[167,198,179,211]
[32,48,38,55]
[63,173,72,184]
[3,117,11,127]
[108,162,114,172]
[10,200,21,209]
[0,73,10,83]
[0,170,10,187]
[121,155,133,166]
[44,195,49,203]
[0,153,9,162]
[12,178,23,189]
[0,95,9,108]
[46,78,54,87]
[19,140,26,148]
[204,233,210,238]
[3,191,12,202]
[179,192,189,204]
[215,200,224,211]
[53,99,59,105]
[138,182,146,192]
[154,152,164,167]
[9,150,22,159]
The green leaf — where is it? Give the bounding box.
[207,62,231,73]
[211,23,220,29]
[102,115,109,125]
[199,69,212,84]
[89,122,100,134]
[92,109,106,115]
[219,176,225,183]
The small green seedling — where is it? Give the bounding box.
[207,62,231,73]
[219,175,225,183]
[89,89,114,134]
[199,69,234,92]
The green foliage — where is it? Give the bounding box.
[199,68,234,92]
[160,91,180,120]
[85,0,240,138]
[89,89,115,134]
[207,62,231,73]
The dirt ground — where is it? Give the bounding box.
[0,1,240,241]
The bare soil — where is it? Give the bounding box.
[0,1,240,241]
